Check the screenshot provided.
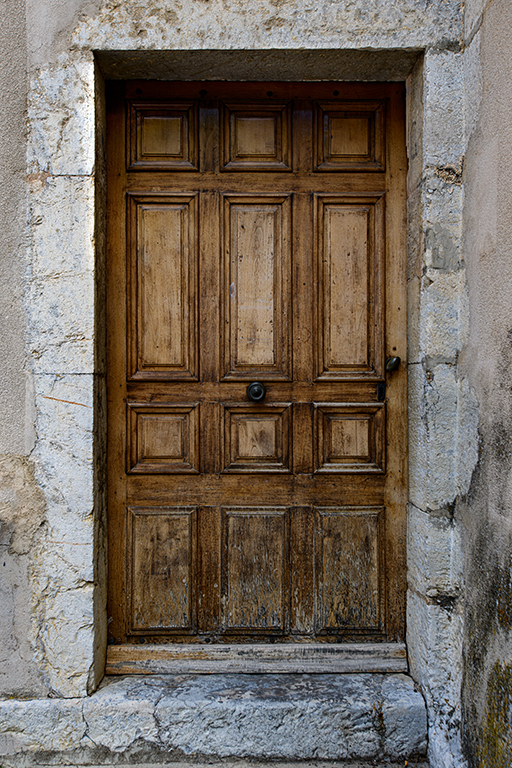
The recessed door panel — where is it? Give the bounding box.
[222,101,292,171]
[222,507,289,632]
[128,507,197,633]
[128,193,198,380]
[222,403,292,473]
[315,506,384,633]
[316,195,385,379]
[222,195,291,379]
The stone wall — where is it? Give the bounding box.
[461,0,512,765]
[1,0,509,766]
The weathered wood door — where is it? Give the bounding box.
[106,82,407,659]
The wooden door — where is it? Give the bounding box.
[106,82,407,664]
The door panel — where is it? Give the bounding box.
[106,82,407,657]
[128,193,198,380]
[222,195,291,379]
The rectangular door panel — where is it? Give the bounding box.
[315,100,385,172]
[315,195,384,379]
[222,507,289,633]
[127,403,200,474]
[128,100,198,171]
[315,506,384,634]
[222,403,292,473]
[222,101,292,171]
[128,193,198,380]
[127,506,197,634]
[314,403,385,473]
[222,195,291,379]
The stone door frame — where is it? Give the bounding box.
[27,45,473,762]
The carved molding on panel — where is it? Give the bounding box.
[222,403,292,473]
[221,507,289,633]
[314,101,385,172]
[127,403,200,474]
[128,193,199,381]
[314,194,385,380]
[314,403,385,473]
[127,506,197,634]
[221,101,292,171]
[128,101,198,170]
[314,506,385,634]
[222,195,292,380]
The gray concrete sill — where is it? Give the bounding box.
[0,673,427,765]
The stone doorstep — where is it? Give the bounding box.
[0,673,427,765]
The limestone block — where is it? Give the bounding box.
[27,273,94,374]
[422,177,463,271]
[407,503,463,596]
[423,50,465,168]
[73,0,462,53]
[29,175,95,279]
[419,270,463,361]
[36,584,95,698]
[83,677,160,750]
[407,591,465,768]
[0,673,427,761]
[381,674,428,756]
[409,363,459,510]
[156,674,382,759]
[28,57,95,176]
[464,0,487,43]
[463,30,482,149]
[0,699,85,754]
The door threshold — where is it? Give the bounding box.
[106,641,407,675]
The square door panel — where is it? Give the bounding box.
[315,101,385,171]
[314,403,385,473]
[221,507,289,633]
[127,403,199,473]
[128,101,198,170]
[222,404,292,473]
[222,101,292,171]
[315,506,385,634]
[127,506,197,634]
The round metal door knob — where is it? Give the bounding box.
[246,382,267,402]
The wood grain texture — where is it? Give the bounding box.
[127,506,197,633]
[106,642,408,675]
[222,101,292,171]
[128,100,198,170]
[106,82,407,655]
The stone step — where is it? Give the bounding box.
[0,674,427,765]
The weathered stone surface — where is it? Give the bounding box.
[0,674,427,764]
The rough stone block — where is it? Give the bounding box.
[407,590,465,768]
[29,175,95,279]
[407,503,463,596]
[409,363,458,510]
[27,274,94,374]
[419,271,462,361]
[423,50,465,168]
[28,58,95,177]
[0,674,427,763]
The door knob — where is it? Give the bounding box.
[385,356,401,372]
[246,382,266,402]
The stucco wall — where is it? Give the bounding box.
[461,0,512,765]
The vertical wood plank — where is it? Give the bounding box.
[197,506,222,633]
[290,506,314,634]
